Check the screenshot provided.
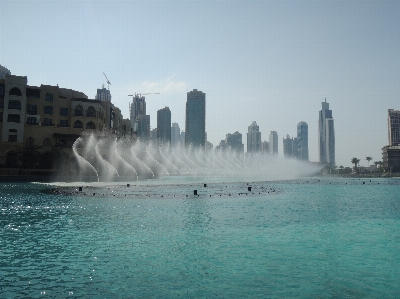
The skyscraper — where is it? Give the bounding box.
[157,107,171,145]
[185,89,206,148]
[247,121,261,152]
[135,114,150,142]
[171,123,180,147]
[318,98,335,167]
[95,86,111,102]
[388,109,400,146]
[129,94,146,128]
[130,94,150,141]
[297,121,309,161]
[283,135,293,158]
[269,131,278,155]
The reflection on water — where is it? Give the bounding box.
[1,178,400,298]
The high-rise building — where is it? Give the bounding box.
[157,107,171,145]
[261,141,269,153]
[318,98,335,167]
[297,121,309,161]
[171,123,180,146]
[135,114,150,142]
[269,131,278,155]
[185,89,206,148]
[130,94,150,140]
[226,131,244,154]
[247,121,261,152]
[95,86,111,102]
[129,94,146,128]
[283,135,293,158]
[388,109,400,146]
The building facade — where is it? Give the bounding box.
[185,89,206,148]
[247,121,261,152]
[157,107,171,145]
[318,98,335,167]
[388,109,400,146]
[171,123,180,147]
[297,121,309,161]
[0,74,127,168]
[283,135,293,158]
[269,131,278,155]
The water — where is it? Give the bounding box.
[1,177,400,298]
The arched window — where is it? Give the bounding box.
[74,105,83,116]
[26,137,34,146]
[43,138,51,147]
[9,87,22,96]
[86,106,96,117]
[86,121,96,130]
[73,120,83,128]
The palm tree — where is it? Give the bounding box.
[351,157,360,173]
[366,157,373,166]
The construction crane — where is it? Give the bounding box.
[128,92,160,97]
[103,72,111,89]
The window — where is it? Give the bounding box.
[0,84,4,97]
[26,137,34,146]
[74,105,83,116]
[45,93,53,102]
[7,114,20,123]
[9,87,22,96]
[8,135,17,142]
[86,106,96,117]
[44,106,53,115]
[8,100,21,110]
[86,121,96,130]
[60,108,68,116]
[43,138,51,147]
[26,88,40,98]
[9,129,17,133]
[73,120,83,128]
[26,117,37,125]
[0,113,2,122]
[27,104,37,115]
[43,118,52,126]
[0,99,3,108]
[60,119,69,127]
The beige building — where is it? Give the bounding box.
[0,74,130,169]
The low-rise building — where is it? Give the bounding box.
[0,74,127,169]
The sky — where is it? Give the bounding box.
[1,0,399,167]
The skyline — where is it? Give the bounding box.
[1,1,400,167]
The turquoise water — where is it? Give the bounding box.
[1,177,400,298]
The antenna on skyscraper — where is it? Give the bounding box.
[103,72,111,90]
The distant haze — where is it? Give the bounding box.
[1,0,399,167]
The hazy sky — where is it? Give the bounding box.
[1,0,399,167]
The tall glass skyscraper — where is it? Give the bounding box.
[269,131,278,155]
[318,98,335,167]
[297,121,309,161]
[157,107,171,146]
[171,123,180,147]
[247,121,261,152]
[185,89,206,148]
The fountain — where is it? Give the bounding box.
[72,132,321,182]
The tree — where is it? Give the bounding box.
[339,165,344,173]
[17,145,43,169]
[366,157,373,166]
[351,157,360,173]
